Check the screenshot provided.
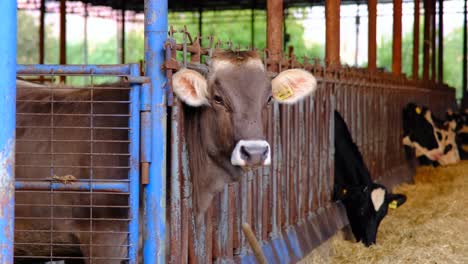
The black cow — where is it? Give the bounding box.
[402,103,445,167]
[446,109,468,160]
[334,111,406,246]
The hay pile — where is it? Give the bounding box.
[300,161,468,264]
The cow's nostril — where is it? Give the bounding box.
[240,146,250,161]
[262,147,269,159]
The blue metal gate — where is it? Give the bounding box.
[14,64,141,263]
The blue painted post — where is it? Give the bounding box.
[0,1,17,263]
[128,63,141,264]
[144,0,168,263]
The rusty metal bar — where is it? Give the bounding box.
[368,0,377,71]
[121,3,126,64]
[413,0,420,80]
[326,0,341,66]
[392,0,402,75]
[39,0,45,65]
[267,0,283,72]
[59,0,66,82]
[464,0,468,108]
[437,0,443,83]
[423,0,431,80]
[431,0,436,81]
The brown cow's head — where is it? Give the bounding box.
[172,51,317,221]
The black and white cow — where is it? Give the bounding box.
[334,111,407,246]
[446,109,468,160]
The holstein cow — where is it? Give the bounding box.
[334,111,406,246]
[446,109,468,159]
[431,112,461,165]
[402,103,445,167]
[172,50,317,222]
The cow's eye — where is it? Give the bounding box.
[267,96,273,105]
[213,95,224,105]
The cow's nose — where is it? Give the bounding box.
[231,140,271,167]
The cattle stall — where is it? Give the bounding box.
[163,30,455,263]
[1,0,459,263]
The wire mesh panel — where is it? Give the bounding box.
[163,29,456,264]
[14,65,140,264]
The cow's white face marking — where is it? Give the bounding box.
[371,188,386,211]
[231,140,271,166]
[403,136,443,161]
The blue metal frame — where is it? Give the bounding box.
[143,0,168,263]
[0,1,17,263]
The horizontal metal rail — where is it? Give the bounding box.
[15,181,129,192]
[17,64,131,76]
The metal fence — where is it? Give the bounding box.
[14,64,141,263]
[164,30,456,263]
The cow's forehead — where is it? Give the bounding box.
[210,57,265,75]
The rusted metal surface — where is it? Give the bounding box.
[438,0,443,82]
[59,0,66,82]
[412,0,420,80]
[164,30,456,263]
[266,0,283,72]
[368,0,377,72]
[325,0,340,66]
[431,0,436,81]
[392,0,402,75]
[423,0,432,81]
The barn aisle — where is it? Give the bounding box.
[301,161,468,264]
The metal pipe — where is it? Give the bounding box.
[464,0,468,107]
[144,0,168,263]
[251,1,256,46]
[412,0,420,79]
[267,0,283,72]
[15,181,129,192]
[392,0,402,75]
[354,4,360,66]
[121,3,126,64]
[368,0,377,71]
[431,0,436,81]
[60,0,66,82]
[0,1,16,262]
[326,0,341,66]
[39,0,45,64]
[423,0,431,80]
[128,63,141,264]
[438,0,443,83]
[17,64,131,76]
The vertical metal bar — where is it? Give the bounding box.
[462,0,468,107]
[84,3,88,65]
[144,0,168,263]
[0,1,16,263]
[121,4,126,64]
[431,0,436,81]
[39,0,45,64]
[392,0,402,75]
[267,0,283,72]
[354,5,360,66]
[326,0,341,66]
[368,0,377,72]
[128,64,141,263]
[251,1,256,46]
[423,0,431,80]
[413,0,420,80]
[463,0,468,108]
[60,0,66,82]
[438,0,443,83]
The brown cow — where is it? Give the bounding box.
[172,51,317,222]
[15,82,130,263]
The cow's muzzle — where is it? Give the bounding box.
[231,140,271,167]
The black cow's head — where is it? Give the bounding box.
[335,183,406,246]
[402,103,443,165]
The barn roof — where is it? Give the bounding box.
[47,0,400,13]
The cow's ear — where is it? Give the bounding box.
[271,69,317,104]
[172,68,209,107]
[386,193,406,209]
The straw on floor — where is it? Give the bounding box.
[300,160,468,264]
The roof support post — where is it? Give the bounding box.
[59,0,66,82]
[413,0,420,80]
[368,0,377,71]
[267,0,283,71]
[326,0,341,66]
[392,0,402,75]
[437,0,443,83]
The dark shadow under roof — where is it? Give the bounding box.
[72,0,397,12]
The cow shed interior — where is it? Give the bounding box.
[1,0,462,263]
